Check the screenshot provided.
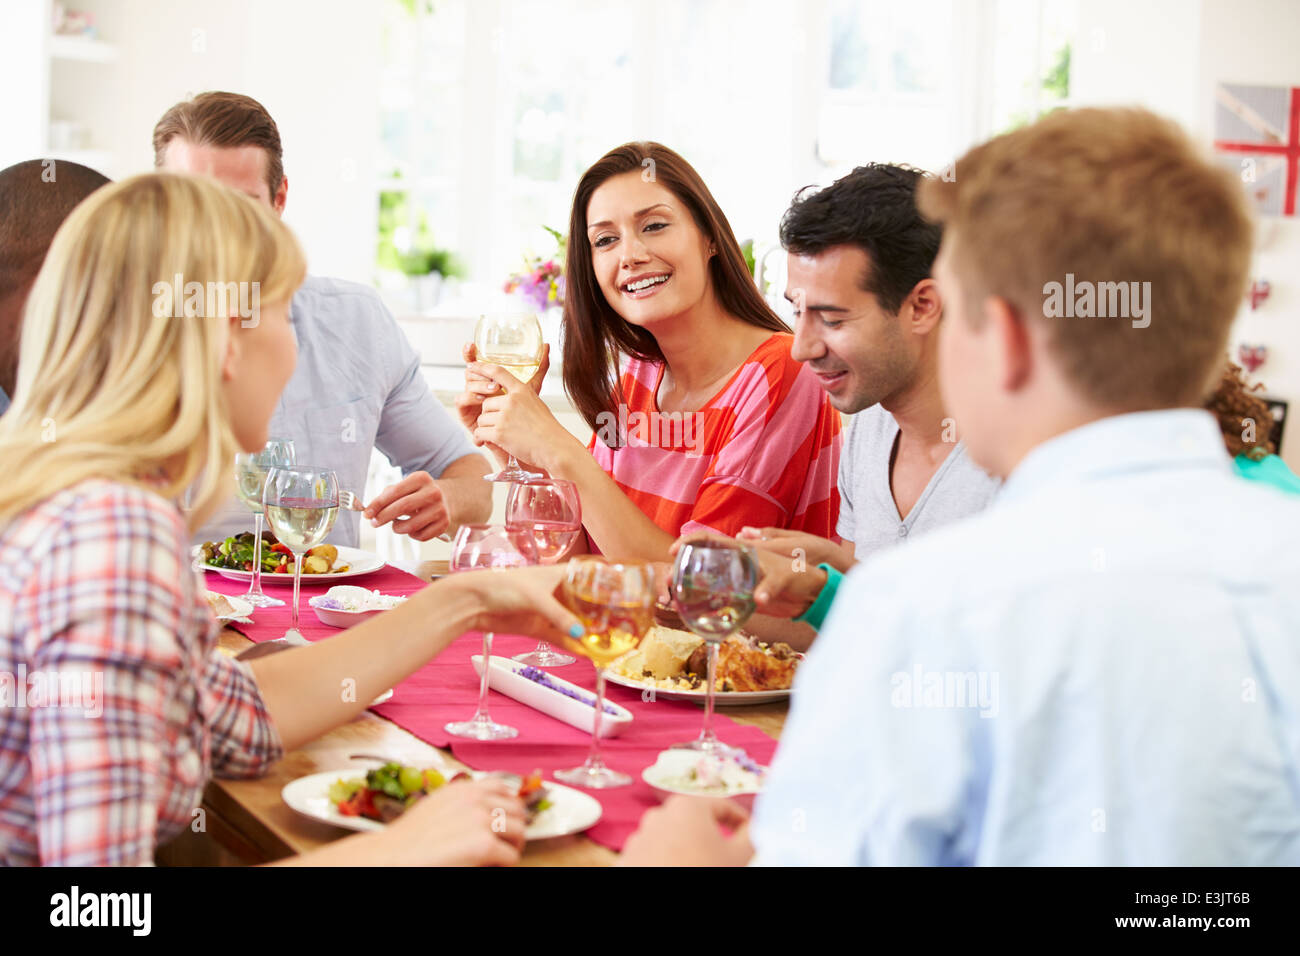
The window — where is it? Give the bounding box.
[375,0,1077,306]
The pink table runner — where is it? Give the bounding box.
[205,565,778,852]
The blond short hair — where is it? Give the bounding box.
[0,172,305,524]
[918,108,1254,409]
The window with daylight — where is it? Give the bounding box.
[375,0,1077,299]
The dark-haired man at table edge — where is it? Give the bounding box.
[154,91,491,546]
[741,163,999,647]
[622,107,1300,866]
[0,159,110,416]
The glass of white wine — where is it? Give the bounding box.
[553,557,657,789]
[262,465,340,645]
[473,313,544,482]
[669,540,760,754]
[234,438,295,607]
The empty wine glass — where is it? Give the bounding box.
[506,478,581,667]
[443,524,537,740]
[473,313,543,482]
[262,466,339,645]
[553,557,657,788]
[234,438,295,607]
[669,540,760,754]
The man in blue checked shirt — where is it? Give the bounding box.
[620,107,1300,867]
[155,92,492,548]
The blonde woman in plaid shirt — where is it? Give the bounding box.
[0,172,582,866]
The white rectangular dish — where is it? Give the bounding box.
[470,655,633,738]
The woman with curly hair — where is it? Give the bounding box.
[1205,360,1300,494]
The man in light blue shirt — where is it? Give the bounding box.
[154,92,491,548]
[619,107,1300,866]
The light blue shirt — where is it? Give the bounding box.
[752,409,1300,865]
[0,387,8,417]
[197,276,480,547]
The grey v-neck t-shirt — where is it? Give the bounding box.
[837,404,1001,557]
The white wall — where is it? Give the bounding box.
[1073,0,1300,471]
[108,0,381,283]
[4,0,383,284]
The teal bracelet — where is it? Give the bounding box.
[792,563,842,631]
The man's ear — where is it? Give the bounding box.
[984,295,1032,393]
[220,313,244,382]
[905,277,943,336]
[272,175,288,217]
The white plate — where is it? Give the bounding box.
[281,767,603,841]
[641,749,767,798]
[470,655,632,738]
[204,545,386,584]
[602,669,793,706]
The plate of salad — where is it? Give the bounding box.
[195,532,385,583]
[281,761,603,841]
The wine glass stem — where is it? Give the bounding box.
[586,667,609,770]
[246,513,266,599]
[475,632,494,719]
[702,640,720,747]
[506,453,521,473]
[290,551,304,633]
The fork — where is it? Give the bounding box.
[341,489,451,541]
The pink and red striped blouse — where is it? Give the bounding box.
[588,333,841,540]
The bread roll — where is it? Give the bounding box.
[638,626,704,678]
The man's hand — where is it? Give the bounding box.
[738,526,855,574]
[364,471,450,541]
[618,796,754,866]
[672,531,828,619]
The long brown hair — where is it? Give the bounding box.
[1206,360,1275,460]
[562,142,788,436]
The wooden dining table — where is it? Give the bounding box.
[157,559,790,867]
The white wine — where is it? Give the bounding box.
[479,353,540,383]
[235,463,267,512]
[265,504,339,552]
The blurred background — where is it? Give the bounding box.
[1,0,1297,554]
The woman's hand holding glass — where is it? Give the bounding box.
[552,557,658,789]
[461,348,577,478]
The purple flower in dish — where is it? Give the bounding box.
[517,666,620,715]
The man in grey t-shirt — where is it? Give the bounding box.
[739,164,998,634]
[837,404,998,555]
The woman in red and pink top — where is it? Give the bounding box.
[459,143,841,562]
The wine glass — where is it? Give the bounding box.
[553,557,657,789]
[262,466,340,645]
[506,478,581,667]
[473,313,544,482]
[669,540,760,754]
[443,524,537,740]
[234,438,295,607]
